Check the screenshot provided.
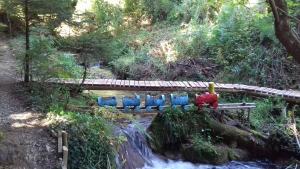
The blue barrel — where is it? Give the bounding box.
[145,95,166,112]
[123,94,141,112]
[97,96,117,107]
[170,94,189,111]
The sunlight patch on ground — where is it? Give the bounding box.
[10,112,33,120]
[10,112,41,128]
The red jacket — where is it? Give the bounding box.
[195,92,218,110]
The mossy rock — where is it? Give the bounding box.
[180,143,223,164]
[181,143,250,164]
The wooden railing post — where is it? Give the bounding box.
[62,146,68,169]
[58,131,62,153]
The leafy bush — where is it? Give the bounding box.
[169,0,221,23]
[124,0,143,19]
[250,98,286,130]
[93,0,123,32]
[12,33,82,81]
[48,108,116,169]
[141,0,179,22]
[191,134,219,161]
[110,49,167,79]
[210,4,256,66]
[174,23,210,58]
[148,106,204,150]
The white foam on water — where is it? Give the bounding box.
[142,156,215,169]
[142,157,269,169]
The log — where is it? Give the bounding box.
[201,115,268,156]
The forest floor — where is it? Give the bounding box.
[0,34,59,169]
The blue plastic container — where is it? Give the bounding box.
[170,94,190,111]
[122,94,141,112]
[97,96,117,107]
[145,95,166,112]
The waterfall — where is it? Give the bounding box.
[116,116,278,169]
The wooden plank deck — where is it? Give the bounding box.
[45,78,300,103]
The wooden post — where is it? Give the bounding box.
[62,131,68,148]
[247,108,251,123]
[58,131,62,153]
[281,106,287,118]
[62,146,68,169]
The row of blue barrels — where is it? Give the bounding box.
[97,94,191,112]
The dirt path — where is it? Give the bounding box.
[0,34,59,169]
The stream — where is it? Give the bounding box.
[117,117,278,169]
[88,90,279,169]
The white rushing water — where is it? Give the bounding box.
[118,119,276,169]
[143,157,274,169]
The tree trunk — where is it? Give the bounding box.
[24,0,30,82]
[268,0,300,64]
[6,14,12,37]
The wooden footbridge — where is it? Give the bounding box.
[47,78,300,103]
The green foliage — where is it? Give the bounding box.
[1,0,76,32]
[149,106,206,148]
[191,134,219,161]
[174,23,210,58]
[142,0,179,22]
[124,0,143,18]
[93,0,123,32]
[110,48,167,79]
[250,98,286,130]
[48,108,116,169]
[29,35,82,81]
[30,84,71,111]
[210,4,256,66]
[169,0,222,23]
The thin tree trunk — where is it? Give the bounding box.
[24,0,30,82]
[268,0,300,64]
[79,59,88,92]
[6,14,12,37]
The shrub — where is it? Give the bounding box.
[110,49,167,79]
[141,0,179,22]
[174,23,210,58]
[250,98,286,130]
[93,0,123,32]
[48,108,116,169]
[191,134,219,161]
[210,4,256,66]
[169,0,221,23]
